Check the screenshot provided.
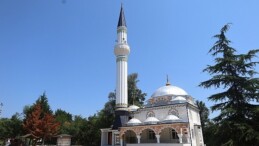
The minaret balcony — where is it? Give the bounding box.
[114,43,130,56]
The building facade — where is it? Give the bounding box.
[100,6,204,146]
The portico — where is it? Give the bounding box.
[119,123,190,145]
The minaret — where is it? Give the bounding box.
[113,5,130,129]
[114,5,130,110]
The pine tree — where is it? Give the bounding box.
[199,24,259,146]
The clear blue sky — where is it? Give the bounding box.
[0,0,258,118]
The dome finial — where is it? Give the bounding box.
[166,75,171,86]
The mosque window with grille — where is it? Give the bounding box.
[148,130,156,140]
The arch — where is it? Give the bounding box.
[120,129,137,138]
[124,130,137,144]
[160,127,179,143]
[140,128,157,143]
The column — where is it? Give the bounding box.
[112,133,115,146]
[137,135,141,144]
[155,135,160,143]
[120,138,123,146]
[178,128,183,143]
[100,130,104,146]
[185,134,190,143]
[178,134,183,143]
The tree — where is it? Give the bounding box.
[128,73,147,106]
[0,102,3,117]
[0,113,23,144]
[195,100,214,145]
[23,103,60,145]
[35,92,53,114]
[195,100,209,130]
[23,93,52,119]
[199,24,259,145]
[54,109,73,134]
[69,115,88,145]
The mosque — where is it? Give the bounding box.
[100,6,205,146]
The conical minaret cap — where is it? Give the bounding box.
[117,4,127,27]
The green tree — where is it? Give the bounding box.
[195,100,214,145]
[199,24,259,146]
[23,93,52,119]
[70,115,87,145]
[54,109,73,134]
[128,73,147,106]
[0,113,23,144]
[195,100,209,130]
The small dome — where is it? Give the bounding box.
[144,117,159,124]
[172,96,187,102]
[127,118,142,126]
[151,85,188,98]
[162,115,181,123]
[128,105,140,112]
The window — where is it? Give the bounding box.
[171,129,179,139]
[146,111,155,118]
[148,130,156,140]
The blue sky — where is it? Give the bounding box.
[0,0,258,118]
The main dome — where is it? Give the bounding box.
[151,85,188,98]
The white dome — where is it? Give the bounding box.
[151,85,188,98]
[127,118,142,126]
[128,105,140,112]
[172,96,187,101]
[144,117,159,124]
[162,115,181,123]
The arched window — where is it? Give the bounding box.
[148,130,156,140]
[146,111,155,118]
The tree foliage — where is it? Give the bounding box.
[54,109,73,134]
[23,93,52,119]
[196,100,209,130]
[0,113,23,143]
[23,103,60,145]
[200,24,259,146]
[128,73,147,106]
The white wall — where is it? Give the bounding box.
[133,104,188,122]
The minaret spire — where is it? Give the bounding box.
[117,4,127,27]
